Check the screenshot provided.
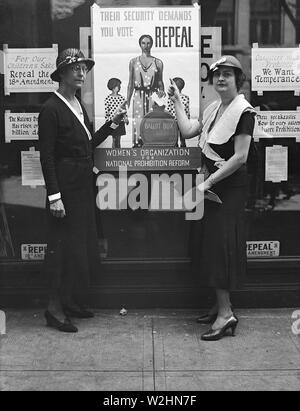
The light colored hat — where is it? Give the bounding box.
[51,48,95,82]
[210,55,244,73]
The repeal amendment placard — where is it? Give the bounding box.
[3,45,57,95]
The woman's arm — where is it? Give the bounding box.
[203,133,252,190]
[168,80,201,139]
[39,105,66,218]
[39,106,60,197]
[127,59,134,108]
[156,59,165,97]
[92,121,115,148]
[92,104,127,148]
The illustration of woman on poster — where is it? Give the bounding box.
[127,34,165,147]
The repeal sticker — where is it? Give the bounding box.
[21,244,47,260]
[247,241,280,258]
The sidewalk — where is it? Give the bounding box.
[0,308,300,391]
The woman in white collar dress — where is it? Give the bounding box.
[39,48,126,332]
[168,55,256,341]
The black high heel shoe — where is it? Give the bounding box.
[63,305,94,319]
[196,313,218,324]
[201,315,238,341]
[44,310,78,333]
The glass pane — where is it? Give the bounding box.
[247,91,300,257]
[1,0,300,265]
[250,0,281,44]
[297,0,300,43]
[213,0,235,45]
[0,0,196,263]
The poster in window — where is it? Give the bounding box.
[254,110,300,141]
[91,4,201,171]
[5,112,39,143]
[3,45,58,95]
[265,145,288,183]
[252,47,300,94]
[21,150,45,187]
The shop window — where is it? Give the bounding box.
[0,0,195,263]
[297,0,300,43]
[186,0,236,45]
[1,0,300,266]
[250,0,281,45]
[215,0,235,45]
[249,0,300,259]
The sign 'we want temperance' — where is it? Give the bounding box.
[252,46,300,94]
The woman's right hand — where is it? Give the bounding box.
[167,78,180,102]
[50,199,66,219]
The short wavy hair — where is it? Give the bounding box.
[139,34,154,48]
[107,78,121,91]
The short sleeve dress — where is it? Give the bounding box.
[104,94,126,137]
[190,111,255,290]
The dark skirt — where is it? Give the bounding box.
[110,122,126,137]
[43,157,100,302]
[190,177,248,291]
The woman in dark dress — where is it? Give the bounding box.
[168,56,256,341]
[39,48,126,332]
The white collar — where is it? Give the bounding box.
[54,91,92,140]
[204,94,254,145]
[199,94,255,162]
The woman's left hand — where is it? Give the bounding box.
[214,160,226,169]
[197,178,213,193]
[183,178,214,210]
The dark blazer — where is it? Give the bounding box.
[39,93,112,197]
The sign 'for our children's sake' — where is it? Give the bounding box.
[252,46,300,94]
[3,44,58,95]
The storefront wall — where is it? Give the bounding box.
[0,0,300,308]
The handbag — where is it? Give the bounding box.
[197,153,222,204]
[197,152,211,181]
